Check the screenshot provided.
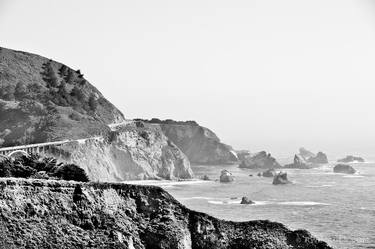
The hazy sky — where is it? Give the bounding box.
[1,0,375,157]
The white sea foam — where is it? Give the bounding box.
[278,201,330,206]
[342,175,364,178]
[207,199,329,206]
[122,179,210,186]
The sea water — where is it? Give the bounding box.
[144,160,375,249]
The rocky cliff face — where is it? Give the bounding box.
[0,47,192,180]
[158,122,237,165]
[0,178,331,249]
[59,122,193,181]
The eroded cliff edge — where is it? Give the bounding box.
[0,178,331,249]
[136,119,238,165]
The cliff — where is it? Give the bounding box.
[59,122,193,181]
[0,47,192,180]
[139,120,237,165]
[0,178,331,249]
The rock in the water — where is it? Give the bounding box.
[201,174,210,180]
[239,151,281,169]
[307,151,328,164]
[333,164,356,174]
[236,150,251,161]
[220,169,234,182]
[338,155,365,163]
[262,168,277,177]
[284,155,311,169]
[299,147,315,158]
[272,172,291,185]
[240,197,255,204]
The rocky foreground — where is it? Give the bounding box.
[0,178,331,249]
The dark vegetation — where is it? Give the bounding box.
[0,154,89,182]
[134,118,198,126]
[0,59,98,115]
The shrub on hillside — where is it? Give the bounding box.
[52,164,89,182]
[0,154,89,182]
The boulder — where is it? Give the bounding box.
[239,151,281,169]
[338,155,365,163]
[240,197,255,204]
[333,164,356,174]
[272,172,291,185]
[201,175,210,181]
[261,168,277,177]
[220,170,234,182]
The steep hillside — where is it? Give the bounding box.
[137,120,238,164]
[0,47,192,180]
[0,47,123,145]
[0,178,331,249]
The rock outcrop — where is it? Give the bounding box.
[338,155,365,163]
[333,164,356,174]
[219,169,234,182]
[0,47,193,181]
[299,147,315,159]
[272,172,291,185]
[284,149,328,169]
[239,151,281,169]
[240,197,255,204]
[261,168,277,177]
[0,178,331,248]
[307,152,328,164]
[138,119,238,165]
[284,155,311,169]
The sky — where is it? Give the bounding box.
[1,0,375,157]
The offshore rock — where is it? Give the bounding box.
[240,197,255,204]
[219,169,234,182]
[273,172,291,185]
[261,168,277,177]
[337,155,365,163]
[333,164,356,174]
[239,151,281,169]
[0,178,332,249]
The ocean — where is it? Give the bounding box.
[132,159,375,249]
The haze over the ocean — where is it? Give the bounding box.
[1,0,375,157]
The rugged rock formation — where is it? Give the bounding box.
[219,169,234,182]
[0,178,331,249]
[297,148,328,164]
[235,150,251,161]
[333,164,356,174]
[142,119,238,165]
[299,147,315,159]
[284,155,311,169]
[0,47,193,181]
[261,168,277,177]
[239,151,281,169]
[273,172,291,185]
[307,152,328,164]
[284,148,328,169]
[240,197,255,204]
[338,155,365,163]
[57,122,193,181]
